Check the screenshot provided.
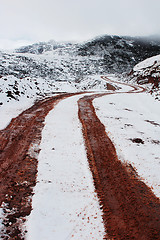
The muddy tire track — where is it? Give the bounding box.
[101,76,146,93]
[78,82,160,239]
[0,93,80,239]
[0,76,159,239]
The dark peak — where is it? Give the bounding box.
[80,34,160,48]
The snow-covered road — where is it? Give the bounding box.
[0,75,159,239]
[26,94,105,239]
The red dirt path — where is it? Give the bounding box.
[78,93,160,239]
[0,77,159,239]
[0,93,79,239]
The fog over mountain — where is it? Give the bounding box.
[1,0,160,48]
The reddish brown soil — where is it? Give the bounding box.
[0,93,79,239]
[106,83,116,91]
[0,76,159,239]
[78,94,160,240]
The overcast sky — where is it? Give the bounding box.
[0,0,160,49]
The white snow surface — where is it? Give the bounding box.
[26,94,105,240]
[133,54,160,71]
[0,97,34,130]
[94,92,160,198]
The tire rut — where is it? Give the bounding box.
[78,83,160,239]
[0,93,79,239]
[0,77,159,239]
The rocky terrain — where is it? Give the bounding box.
[1,35,160,105]
[77,35,160,73]
[127,54,160,100]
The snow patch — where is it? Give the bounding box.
[134,54,160,71]
[0,98,34,130]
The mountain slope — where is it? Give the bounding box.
[129,54,160,100]
[1,35,160,105]
[78,35,160,73]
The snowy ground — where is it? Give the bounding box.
[25,94,105,240]
[0,74,110,130]
[133,54,160,71]
[94,91,160,198]
[0,97,34,130]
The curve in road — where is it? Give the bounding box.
[0,77,159,239]
[78,77,160,239]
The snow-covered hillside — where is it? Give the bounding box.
[78,35,160,73]
[1,35,160,107]
[129,55,160,100]
[134,54,160,71]
[0,48,106,106]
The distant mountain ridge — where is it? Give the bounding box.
[77,35,160,73]
[15,35,160,73]
[1,34,160,104]
[16,40,75,55]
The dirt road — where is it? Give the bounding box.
[0,93,80,239]
[0,78,159,239]
[78,90,160,239]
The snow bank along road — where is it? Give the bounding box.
[0,77,160,239]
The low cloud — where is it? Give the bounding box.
[0,0,160,49]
